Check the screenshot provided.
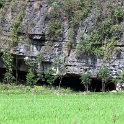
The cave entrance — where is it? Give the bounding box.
[54,76,85,91]
[13,70,27,84]
[91,78,116,92]
[0,67,116,92]
[54,77,116,92]
[105,81,116,91]
[91,78,102,92]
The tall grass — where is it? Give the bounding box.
[0,92,124,124]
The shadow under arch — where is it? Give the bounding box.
[91,78,116,92]
[105,81,116,91]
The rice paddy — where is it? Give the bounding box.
[0,90,124,124]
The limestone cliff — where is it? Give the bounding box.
[0,0,124,78]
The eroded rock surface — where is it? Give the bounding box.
[0,0,124,78]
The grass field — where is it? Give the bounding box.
[0,89,124,124]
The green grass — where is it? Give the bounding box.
[0,91,124,124]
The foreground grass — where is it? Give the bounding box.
[0,85,124,124]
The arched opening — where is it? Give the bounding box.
[54,76,85,91]
[91,78,116,92]
[105,81,116,91]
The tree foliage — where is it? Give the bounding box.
[80,72,91,91]
[119,70,124,84]
[26,69,37,87]
[44,68,58,85]
[0,0,124,87]
[76,1,123,60]
[98,67,110,92]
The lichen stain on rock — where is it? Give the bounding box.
[33,1,41,10]
[47,7,52,13]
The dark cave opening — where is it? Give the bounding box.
[91,78,116,92]
[54,76,85,91]
[0,68,27,84]
[54,77,116,92]
[105,82,116,91]
[13,70,27,84]
[0,69,116,92]
[91,78,102,92]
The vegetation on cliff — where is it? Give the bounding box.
[0,0,124,91]
[47,0,124,61]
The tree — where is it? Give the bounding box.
[52,54,67,89]
[98,66,110,92]
[26,69,37,87]
[120,70,124,82]
[44,68,58,86]
[25,52,44,86]
[112,70,124,91]
[80,71,91,92]
[118,70,124,87]
[0,0,27,84]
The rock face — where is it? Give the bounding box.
[0,0,124,78]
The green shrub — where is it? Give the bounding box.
[52,2,59,8]
[110,24,122,39]
[80,71,92,91]
[26,69,37,87]
[46,19,62,41]
[113,5,123,23]
[3,72,15,84]
[98,67,110,92]
[0,0,5,9]
[100,18,112,38]
[89,29,101,43]
[44,68,58,85]
[119,70,124,84]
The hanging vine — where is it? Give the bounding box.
[0,0,27,83]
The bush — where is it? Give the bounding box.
[110,24,122,39]
[44,68,58,85]
[3,72,15,84]
[0,0,5,9]
[26,69,37,87]
[80,71,91,91]
[46,19,62,41]
[119,70,124,84]
[113,5,123,23]
[98,67,110,92]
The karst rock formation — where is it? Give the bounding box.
[0,0,124,78]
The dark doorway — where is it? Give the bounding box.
[54,76,85,91]
[13,70,27,84]
[91,78,102,92]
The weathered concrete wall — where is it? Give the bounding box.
[1,0,124,78]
